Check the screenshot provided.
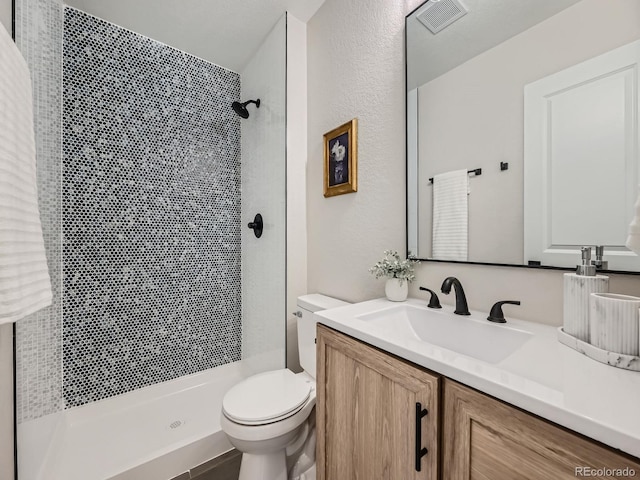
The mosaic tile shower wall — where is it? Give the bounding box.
[14,0,64,423]
[63,8,242,407]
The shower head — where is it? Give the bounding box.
[232,99,260,119]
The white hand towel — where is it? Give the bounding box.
[0,23,52,324]
[432,169,469,261]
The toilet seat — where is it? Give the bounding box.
[222,369,311,425]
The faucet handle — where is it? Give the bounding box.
[487,300,521,323]
[419,287,442,309]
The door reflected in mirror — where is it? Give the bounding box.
[406,0,640,271]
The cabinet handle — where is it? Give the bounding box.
[415,402,429,472]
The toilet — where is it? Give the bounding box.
[220,294,349,480]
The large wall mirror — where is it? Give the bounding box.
[406,0,640,272]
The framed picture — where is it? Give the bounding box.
[323,118,358,197]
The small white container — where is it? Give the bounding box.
[563,273,609,342]
[589,293,640,356]
[385,278,408,302]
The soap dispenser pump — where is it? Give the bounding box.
[576,246,596,276]
[563,246,609,342]
[590,245,609,271]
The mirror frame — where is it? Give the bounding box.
[403,1,640,276]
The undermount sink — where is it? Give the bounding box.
[356,305,532,364]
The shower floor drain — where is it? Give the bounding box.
[169,420,183,429]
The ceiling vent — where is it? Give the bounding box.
[416,0,468,34]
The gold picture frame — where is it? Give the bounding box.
[323,118,358,197]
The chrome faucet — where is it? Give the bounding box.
[440,277,470,315]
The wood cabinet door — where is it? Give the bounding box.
[316,325,439,480]
[443,378,640,480]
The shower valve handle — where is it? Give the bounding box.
[248,213,263,238]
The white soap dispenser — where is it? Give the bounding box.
[563,247,609,342]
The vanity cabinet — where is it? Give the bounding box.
[316,325,439,479]
[317,326,640,480]
[443,378,639,480]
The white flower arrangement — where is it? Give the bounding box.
[369,250,419,286]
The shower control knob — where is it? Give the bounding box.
[248,213,263,238]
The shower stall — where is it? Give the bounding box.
[12,0,304,478]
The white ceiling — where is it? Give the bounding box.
[64,0,326,72]
[407,0,581,90]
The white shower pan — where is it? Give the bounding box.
[18,361,247,480]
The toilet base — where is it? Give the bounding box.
[239,451,287,480]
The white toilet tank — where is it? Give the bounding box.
[296,294,349,379]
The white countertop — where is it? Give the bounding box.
[316,297,640,459]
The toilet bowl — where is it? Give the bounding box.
[221,370,316,480]
[220,294,349,480]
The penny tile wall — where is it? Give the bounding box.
[62,8,243,407]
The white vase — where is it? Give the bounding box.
[385,278,408,302]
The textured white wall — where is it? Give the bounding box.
[307,0,640,322]
[307,0,424,303]
[241,15,287,374]
[286,13,307,372]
